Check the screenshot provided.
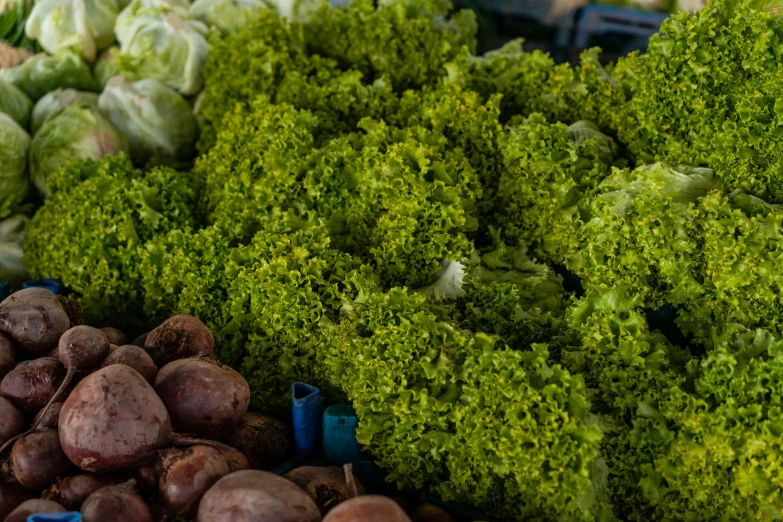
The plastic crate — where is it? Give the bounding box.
[570,4,667,52]
[0,278,8,301]
[21,278,61,295]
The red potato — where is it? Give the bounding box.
[45,473,128,511]
[81,480,152,522]
[0,288,71,355]
[0,399,23,446]
[285,466,365,516]
[4,428,71,490]
[225,412,292,471]
[101,328,127,347]
[0,334,15,380]
[33,402,62,429]
[322,496,413,522]
[59,365,172,472]
[3,498,65,522]
[196,470,321,522]
[154,356,249,439]
[100,345,157,384]
[0,358,66,413]
[0,484,34,520]
[144,315,213,367]
[158,445,231,518]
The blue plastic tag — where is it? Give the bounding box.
[22,279,61,295]
[28,513,82,522]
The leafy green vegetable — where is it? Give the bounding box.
[114,0,190,45]
[92,46,124,89]
[0,214,29,286]
[30,88,100,134]
[0,76,32,128]
[0,0,34,48]
[1,51,99,101]
[25,0,120,63]
[0,113,30,219]
[98,77,197,165]
[29,103,128,196]
[188,0,270,35]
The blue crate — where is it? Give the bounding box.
[0,278,9,301]
[22,278,61,295]
[570,4,668,52]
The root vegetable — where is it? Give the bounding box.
[32,402,62,429]
[101,328,127,347]
[57,296,84,327]
[0,483,34,519]
[196,470,321,522]
[225,413,292,471]
[0,358,65,413]
[100,346,157,384]
[0,400,23,446]
[132,332,149,349]
[59,365,172,472]
[144,315,213,367]
[284,466,365,516]
[45,473,127,510]
[3,498,65,522]
[0,289,71,354]
[158,445,231,518]
[5,428,71,490]
[154,356,249,439]
[410,504,456,522]
[322,496,413,522]
[81,480,152,522]
[0,335,15,380]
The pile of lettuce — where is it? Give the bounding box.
[24,0,783,520]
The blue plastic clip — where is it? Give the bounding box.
[323,404,361,465]
[22,279,61,295]
[28,513,82,522]
[0,278,9,301]
[291,382,322,457]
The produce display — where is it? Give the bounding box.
[2,0,783,520]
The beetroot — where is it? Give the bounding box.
[81,480,152,522]
[45,473,127,511]
[57,296,83,328]
[0,399,23,446]
[158,445,231,518]
[101,328,127,347]
[132,332,149,349]
[33,402,62,430]
[0,335,15,380]
[225,412,292,471]
[0,483,34,520]
[5,428,71,490]
[0,358,66,413]
[59,365,172,472]
[0,289,71,355]
[144,315,213,367]
[284,466,365,516]
[101,346,157,384]
[410,504,456,522]
[196,470,321,522]
[3,498,65,522]
[322,496,413,522]
[154,356,249,439]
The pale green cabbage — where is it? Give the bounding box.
[0,113,31,218]
[25,0,120,63]
[98,76,196,164]
[118,13,209,95]
[0,214,30,286]
[29,103,128,196]
[189,0,269,34]
[114,0,190,45]
[93,46,128,89]
[0,77,33,128]
[31,88,100,134]
[0,51,98,100]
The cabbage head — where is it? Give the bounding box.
[0,51,98,100]
[118,13,209,95]
[115,0,190,45]
[31,88,100,134]
[189,0,269,35]
[0,214,29,286]
[93,46,129,89]
[99,77,196,164]
[0,113,31,218]
[25,0,120,63]
[29,103,128,196]
[0,77,33,128]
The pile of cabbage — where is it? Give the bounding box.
[0,0,321,283]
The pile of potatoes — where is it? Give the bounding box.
[0,288,460,522]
